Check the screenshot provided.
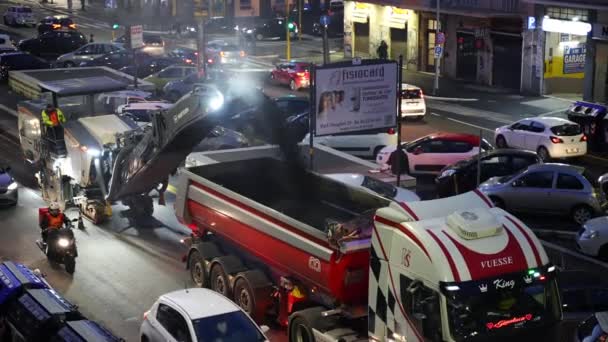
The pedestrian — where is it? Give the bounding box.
[377,40,388,59]
[41,104,66,155]
[80,0,85,10]
[89,33,94,43]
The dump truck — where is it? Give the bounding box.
[175,146,562,342]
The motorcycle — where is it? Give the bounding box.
[35,213,79,274]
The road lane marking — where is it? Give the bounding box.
[431,112,494,133]
[0,104,18,117]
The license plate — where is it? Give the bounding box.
[566,148,579,154]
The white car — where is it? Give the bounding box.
[576,216,608,260]
[140,288,269,342]
[304,130,398,158]
[0,34,16,53]
[56,43,123,67]
[3,6,36,27]
[494,117,587,161]
[376,133,492,175]
[400,84,426,120]
[326,173,420,202]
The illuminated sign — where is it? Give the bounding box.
[542,18,591,35]
[352,2,369,23]
[527,16,536,29]
[486,314,533,330]
[389,7,408,28]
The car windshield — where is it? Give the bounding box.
[550,124,581,136]
[192,311,265,342]
[362,176,397,199]
[401,89,421,99]
[443,270,560,341]
[17,7,32,12]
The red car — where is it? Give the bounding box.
[269,61,310,91]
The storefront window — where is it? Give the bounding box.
[546,7,589,22]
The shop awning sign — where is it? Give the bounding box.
[352,2,369,23]
[563,45,586,74]
[542,18,591,36]
[592,23,608,41]
[388,7,408,29]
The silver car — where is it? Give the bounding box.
[479,163,601,225]
[3,6,36,27]
[56,43,123,67]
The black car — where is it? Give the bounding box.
[558,270,608,338]
[113,33,164,53]
[37,15,76,36]
[435,149,541,198]
[119,57,179,78]
[0,52,49,81]
[274,96,310,117]
[167,47,197,65]
[205,17,236,35]
[79,50,151,69]
[244,18,291,41]
[18,30,87,58]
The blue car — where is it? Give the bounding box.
[163,69,235,102]
[0,166,17,205]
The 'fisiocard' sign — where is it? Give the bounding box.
[592,23,608,41]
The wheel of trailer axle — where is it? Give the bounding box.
[210,263,230,297]
[234,278,255,316]
[233,270,272,322]
[189,251,207,287]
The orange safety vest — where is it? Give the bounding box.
[46,213,65,229]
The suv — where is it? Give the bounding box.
[3,6,35,27]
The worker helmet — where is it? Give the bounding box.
[49,202,60,210]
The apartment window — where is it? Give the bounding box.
[546,7,589,22]
[428,19,437,30]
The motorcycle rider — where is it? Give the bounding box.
[40,202,69,245]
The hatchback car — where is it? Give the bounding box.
[495,117,587,161]
[3,6,35,27]
[436,149,541,198]
[0,167,18,206]
[326,173,420,203]
[19,30,87,58]
[400,84,426,120]
[37,16,76,36]
[205,40,245,66]
[576,216,608,260]
[144,65,197,93]
[479,163,601,224]
[0,52,50,81]
[56,43,123,67]
[140,288,269,342]
[377,133,493,175]
[270,62,310,91]
[79,50,149,69]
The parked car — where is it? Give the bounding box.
[288,112,398,158]
[558,270,608,336]
[400,84,426,120]
[163,73,207,102]
[79,50,151,69]
[436,149,541,198]
[3,6,36,27]
[56,43,123,67]
[274,96,310,116]
[167,47,197,65]
[113,33,165,55]
[205,16,236,35]
[0,34,17,53]
[576,216,608,260]
[119,57,179,78]
[143,65,197,93]
[326,173,420,203]
[243,18,293,41]
[574,312,608,342]
[494,117,587,161]
[270,62,310,91]
[140,288,269,342]
[18,30,87,58]
[0,166,18,206]
[479,163,602,224]
[0,52,50,81]
[376,133,493,175]
[37,15,76,36]
[117,101,173,124]
[205,40,245,66]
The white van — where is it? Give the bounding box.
[400,84,426,120]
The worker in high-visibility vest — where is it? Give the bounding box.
[41,104,66,154]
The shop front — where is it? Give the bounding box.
[591,23,608,103]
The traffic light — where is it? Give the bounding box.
[287,21,296,31]
[112,23,119,30]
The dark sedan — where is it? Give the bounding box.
[435,149,541,198]
[119,57,179,78]
[242,18,293,41]
[79,50,152,69]
[0,52,49,81]
[18,30,87,58]
[37,16,76,36]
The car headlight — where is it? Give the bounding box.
[7,182,17,190]
[582,230,599,239]
[57,238,70,247]
[439,169,456,179]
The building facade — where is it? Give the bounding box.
[343,0,608,102]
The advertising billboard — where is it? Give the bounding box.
[314,61,398,136]
[130,25,144,49]
[563,45,586,74]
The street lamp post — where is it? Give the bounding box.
[433,0,440,95]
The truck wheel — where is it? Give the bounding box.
[289,307,328,342]
[189,251,207,287]
[233,270,272,322]
[210,263,230,297]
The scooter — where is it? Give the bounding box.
[35,218,79,274]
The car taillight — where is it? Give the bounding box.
[296,72,305,77]
[52,24,61,29]
[207,58,213,63]
[387,127,396,135]
[420,90,424,99]
[580,135,587,142]
[143,311,149,320]
[220,51,225,57]
[240,50,246,57]
[550,136,563,144]
[68,23,76,29]
[185,58,192,64]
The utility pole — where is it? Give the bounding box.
[433,0,440,95]
[286,0,291,60]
